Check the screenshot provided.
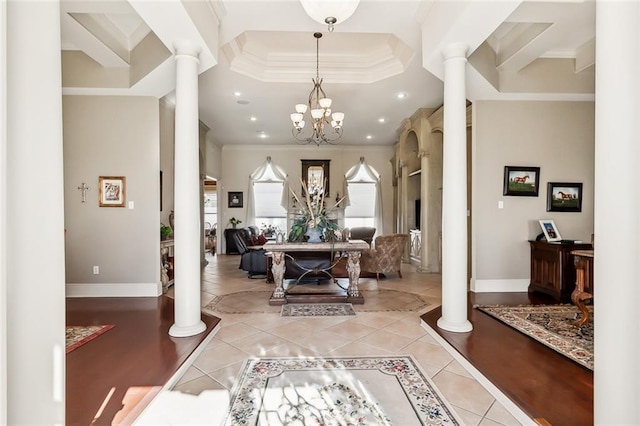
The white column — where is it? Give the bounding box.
[594,3,640,423]
[437,43,472,333]
[6,1,66,423]
[418,150,430,271]
[169,41,206,337]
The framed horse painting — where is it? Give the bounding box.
[503,166,540,196]
[547,182,583,212]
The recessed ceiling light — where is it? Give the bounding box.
[250,117,257,122]
[378,118,385,123]
[233,91,241,96]
[237,100,249,105]
[257,131,267,139]
[396,92,407,99]
[366,135,373,140]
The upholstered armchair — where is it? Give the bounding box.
[232,231,267,279]
[360,233,409,280]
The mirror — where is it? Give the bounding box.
[301,159,330,195]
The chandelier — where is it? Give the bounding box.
[299,0,360,32]
[290,32,344,146]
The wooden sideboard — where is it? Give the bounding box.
[528,240,593,302]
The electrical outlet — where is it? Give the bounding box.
[93,265,99,275]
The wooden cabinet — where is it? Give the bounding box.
[528,240,592,302]
[224,228,243,254]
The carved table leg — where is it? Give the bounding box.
[269,251,287,305]
[572,255,592,326]
[345,251,365,304]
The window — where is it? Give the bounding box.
[344,161,379,229]
[251,159,287,234]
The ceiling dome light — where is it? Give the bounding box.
[396,92,407,99]
[299,0,360,32]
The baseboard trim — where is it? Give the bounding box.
[66,282,161,298]
[471,278,529,293]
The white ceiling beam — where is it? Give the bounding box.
[60,11,129,68]
[575,38,595,73]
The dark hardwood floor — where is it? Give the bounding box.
[66,296,220,425]
[421,292,593,426]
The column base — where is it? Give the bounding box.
[169,320,207,337]
[437,317,473,333]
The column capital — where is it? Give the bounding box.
[173,40,201,59]
[442,43,469,61]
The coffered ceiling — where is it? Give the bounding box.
[60,0,595,147]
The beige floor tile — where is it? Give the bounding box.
[485,401,522,425]
[445,359,475,379]
[174,366,205,386]
[432,370,496,417]
[263,342,318,357]
[382,317,428,338]
[229,332,290,356]
[324,320,377,339]
[349,311,403,328]
[268,321,314,340]
[403,339,454,370]
[172,374,225,396]
[326,340,394,357]
[215,322,262,343]
[357,329,415,352]
[193,342,249,373]
[450,406,483,426]
[293,330,352,354]
[480,417,510,426]
[208,361,245,390]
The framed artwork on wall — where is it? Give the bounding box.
[99,176,126,207]
[228,191,243,208]
[539,219,562,242]
[503,166,540,196]
[547,182,583,212]
[301,159,330,195]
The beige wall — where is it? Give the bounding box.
[159,98,175,225]
[472,100,594,290]
[219,145,395,251]
[63,95,161,295]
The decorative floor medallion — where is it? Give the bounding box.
[281,303,356,317]
[475,304,593,370]
[65,325,114,354]
[224,356,461,425]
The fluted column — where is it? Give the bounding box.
[6,1,66,423]
[418,150,430,271]
[169,41,206,337]
[437,43,472,333]
[594,3,640,423]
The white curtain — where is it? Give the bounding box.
[246,156,289,226]
[343,157,384,235]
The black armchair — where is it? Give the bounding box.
[232,231,267,279]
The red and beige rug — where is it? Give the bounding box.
[475,304,593,370]
[65,325,114,354]
[224,356,461,425]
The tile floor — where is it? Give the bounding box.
[136,253,527,425]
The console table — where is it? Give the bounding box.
[571,249,594,326]
[264,240,369,305]
[528,240,593,302]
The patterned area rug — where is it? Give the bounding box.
[224,356,461,425]
[65,325,114,354]
[281,303,356,317]
[204,289,429,315]
[475,304,593,370]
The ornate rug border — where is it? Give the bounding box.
[223,355,462,425]
[280,303,357,318]
[474,304,593,370]
[65,324,115,354]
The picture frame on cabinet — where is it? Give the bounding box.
[539,219,562,242]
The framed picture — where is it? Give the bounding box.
[301,159,330,195]
[99,176,126,207]
[503,166,540,196]
[539,219,562,242]
[228,191,243,208]
[547,182,583,212]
